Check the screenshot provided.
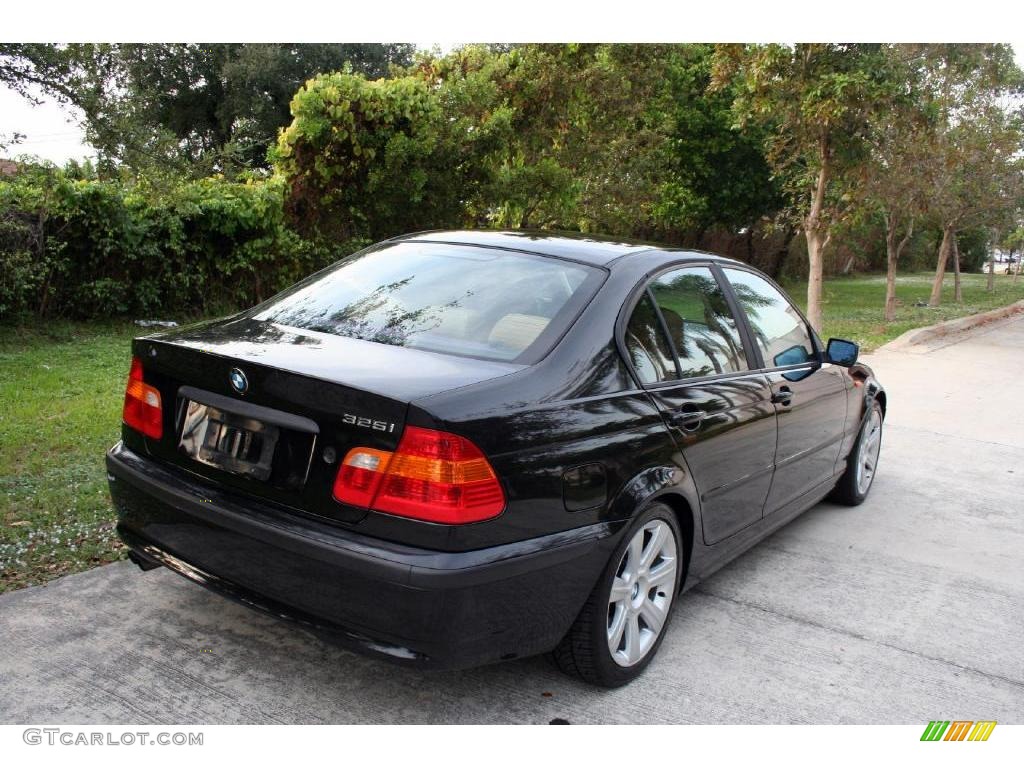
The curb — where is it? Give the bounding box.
[878,299,1024,352]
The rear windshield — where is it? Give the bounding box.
[252,241,604,362]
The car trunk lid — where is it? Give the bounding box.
[131,317,522,524]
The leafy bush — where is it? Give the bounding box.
[272,71,465,242]
[0,167,344,322]
[269,46,788,244]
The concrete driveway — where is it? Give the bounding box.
[2,315,1022,724]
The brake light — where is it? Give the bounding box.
[333,426,505,524]
[122,356,163,439]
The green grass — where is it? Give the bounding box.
[1,270,1023,593]
[785,271,1024,353]
[0,321,139,593]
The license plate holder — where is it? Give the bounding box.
[179,400,280,481]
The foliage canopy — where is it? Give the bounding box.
[2,43,1022,323]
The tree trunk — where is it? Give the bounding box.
[987,249,996,292]
[805,226,825,333]
[928,224,955,307]
[884,213,913,323]
[804,136,830,333]
[884,237,898,323]
[952,234,962,303]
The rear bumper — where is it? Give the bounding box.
[106,442,618,670]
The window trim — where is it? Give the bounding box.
[620,289,681,384]
[716,263,826,375]
[616,260,758,389]
[646,287,685,380]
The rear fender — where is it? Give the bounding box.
[603,459,701,586]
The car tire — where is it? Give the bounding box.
[830,400,884,506]
[552,502,683,688]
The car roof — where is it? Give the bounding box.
[391,229,736,268]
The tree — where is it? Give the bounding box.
[0,44,415,177]
[0,43,111,159]
[853,47,934,321]
[1004,227,1024,282]
[412,44,585,230]
[916,45,1024,306]
[925,108,1023,305]
[713,44,900,332]
[556,44,677,236]
[654,45,783,244]
[272,71,457,243]
[273,45,675,242]
[396,44,677,235]
[416,44,678,235]
[0,43,103,104]
[411,44,785,243]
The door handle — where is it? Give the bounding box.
[771,386,794,406]
[670,409,707,429]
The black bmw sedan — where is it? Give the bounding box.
[107,230,885,687]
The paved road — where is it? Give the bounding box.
[2,316,1023,724]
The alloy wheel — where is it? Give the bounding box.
[855,407,883,495]
[607,519,677,667]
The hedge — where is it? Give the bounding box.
[0,166,351,322]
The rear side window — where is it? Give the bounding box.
[624,293,678,384]
[723,269,815,368]
[253,242,603,363]
[648,267,748,378]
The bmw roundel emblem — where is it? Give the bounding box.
[228,367,249,395]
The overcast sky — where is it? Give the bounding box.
[3,43,1024,165]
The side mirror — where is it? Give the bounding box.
[826,338,859,367]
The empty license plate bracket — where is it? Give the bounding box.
[179,400,280,481]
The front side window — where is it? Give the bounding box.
[723,269,815,368]
[648,267,748,378]
[252,242,603,363]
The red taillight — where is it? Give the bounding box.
[122,356,163,439]
[333,426,505,524]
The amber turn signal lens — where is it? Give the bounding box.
[333,427,505,524]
